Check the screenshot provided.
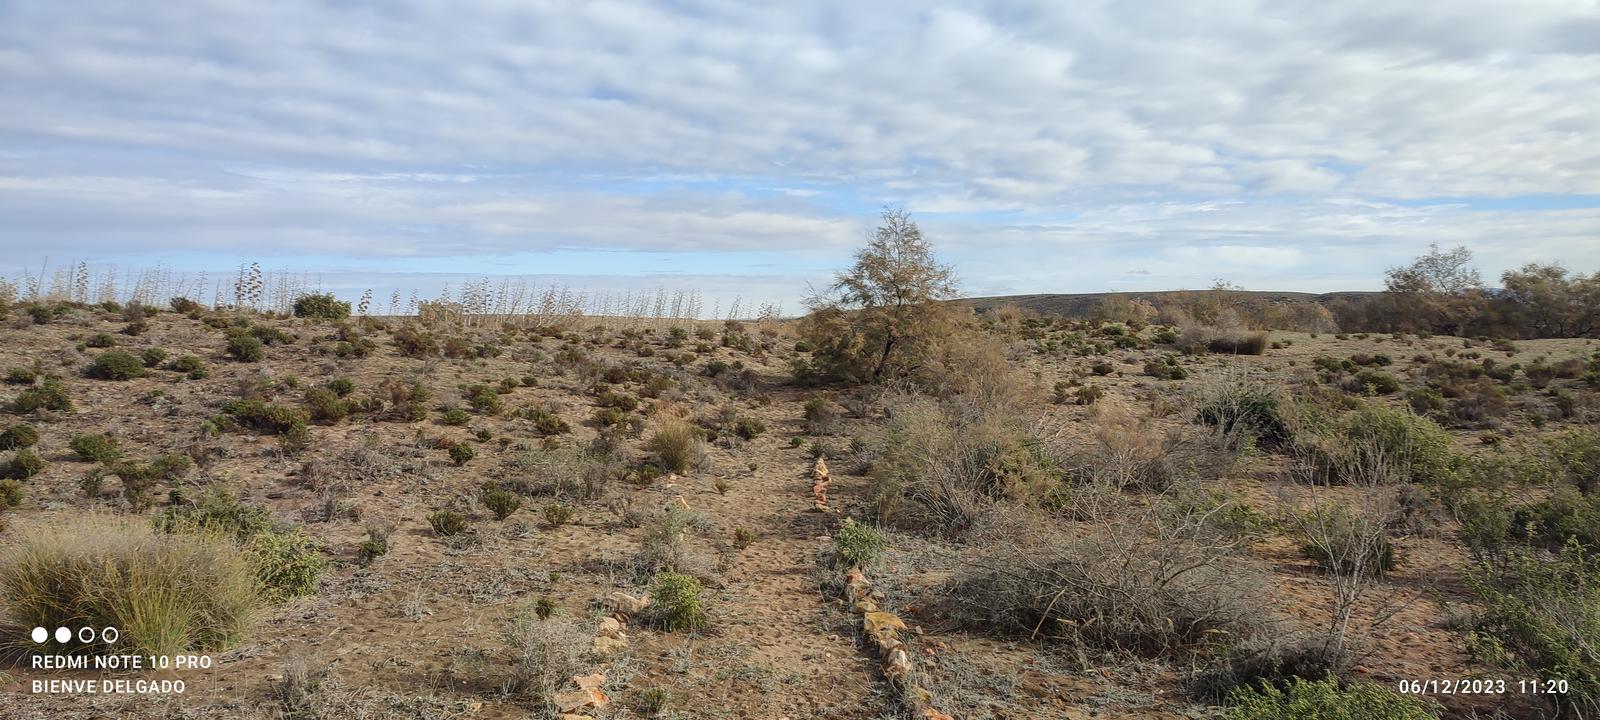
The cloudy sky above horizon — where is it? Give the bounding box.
[1,0,1597,311]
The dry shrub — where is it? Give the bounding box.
[870,392,1056,533]
[942,504,1269,657]
[646,418,704,474]
[0,519,256,655]
[503,610,590,709]
[1067,404,1236,493]
[633,503,711,578]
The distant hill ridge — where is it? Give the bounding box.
[958,290,1382,318]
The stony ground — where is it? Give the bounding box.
[0,305,1594,719]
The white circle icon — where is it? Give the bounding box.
[54,627,71,643]
[31,627,47,643]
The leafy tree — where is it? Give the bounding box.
[1497,263,1600,338]
[1382,243,1485,335]
[798,208,958,383]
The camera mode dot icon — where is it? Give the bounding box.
[31,626,47,643]
[55,627,71,643]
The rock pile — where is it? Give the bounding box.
[558,591,651,719]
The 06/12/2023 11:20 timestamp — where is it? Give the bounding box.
[1396,678,1570,695]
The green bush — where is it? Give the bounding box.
[12,377,72,412]
[734,417,765,440]
[1295,505,1397,578]
[1347,369,1401,395]
[1513,487,1600,552]
[7,449,45,479]
[291,293,350,321]
[327,377,355,397]
[245,527,327,602]
[5,367,38,385]
[140,347,168,368]
[1326,402,1463,487]
[1551,429,1600,495]
[428,510,468,536]
[441,407,470,426]
[541,501,574,527]
[221,399,308,435]
[1196,385,1291,450]
[0,519,256,655]
[86,351,146,380]
[0,424,39,450]
[170,354,207,378]
[1466,542,1600,716]
[464,384,502,415]
[303,387,349,425]
[225,330,264,362]
[481,485,522,520]
[69,433,121,463]
[1225,676,1440,719]
[448,441,474,466]
[85,332,117,348]
[647,571,708,632]
[153,487,274,542]
[832,519,889,568]
[0,478,23,510]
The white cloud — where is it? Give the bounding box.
[0,0,1595,298]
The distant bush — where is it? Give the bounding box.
[0,478,23,510]
[428,510,468,536]
[391,325,438,358]
[86,350,146,380]
[647,571,708,631]
[222,399,308,435]
[481,484,522,520]
[12,377,73,413]
[225,330,264,362]
[1224,676,1440,720]
[0,424,39,450]
[85,332,117,348]
[441,407,470,426]
[447,441,474,466]
[302,387,349,425]
[4,367,38,385]
[0,519,255,655]
[170,354,207,378]
[464,384,502,415]
[69,433,121,463]
[1144,356,1188,380]
[1346,369,1401,395]
[170,297,205,314]
[7,449,45,479]
[140,347,168,368]
[1195,384,1291,451]
[541,501,573,527]
[291,293,350,321]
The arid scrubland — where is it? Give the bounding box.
[0,223,1596,719]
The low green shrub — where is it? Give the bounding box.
[428,510,467,536]
[832,518,888,568]
[1225,676,1440,719]
[0,424,39,450]
[225,330,264,362]
[1466,542,1600,716]
[12,377,73,412]
[647,571,708,632]
[86,351,146,380]
[245,527,327,602]
[69,433,121,463]
[7,449,45,479]
[291,293,350,321]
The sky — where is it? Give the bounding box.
[1,0,1597,313]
